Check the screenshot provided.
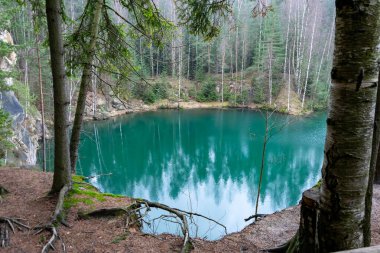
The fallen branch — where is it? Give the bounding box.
[83,173,112,180]
[34,185,69,253]
[244,214,267,222]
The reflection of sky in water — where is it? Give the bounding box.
[42,110,326,240]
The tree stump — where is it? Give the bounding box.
[298,187,320,253]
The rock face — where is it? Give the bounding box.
[0,30,39,166]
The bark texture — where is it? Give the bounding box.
[46,0,71,192]
[70,0,103,173]
[364,61,380,246]
[318,0,380,251]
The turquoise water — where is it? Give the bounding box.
[42,109,326,239]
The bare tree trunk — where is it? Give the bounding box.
[268,43,272,105]
[70,0,103,174]
[45,0,71,192]
[208,43,211,74]
[240,30,246,102]
[187,36,191,79]
[156,48,159,76]
[177,30,182,109]
[221,40,226,104]
[301,9,317,109]
[284,0,292,111]
[36,38,46,173]
[150,42,154,77]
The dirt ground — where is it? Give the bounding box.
[0,167,379,253]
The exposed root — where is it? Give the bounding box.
[80,198,227,253]
[0,217,30,248]
[134,198,227,253]
[34,185,69,253]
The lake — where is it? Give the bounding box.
[41,109,326,239]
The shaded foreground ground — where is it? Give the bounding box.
[0,167,379,252]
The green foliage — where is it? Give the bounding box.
[195,81,218,102]
[132,81,169,104]
[0,109,13,161]
[176,0,230,40]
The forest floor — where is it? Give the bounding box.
[1,167,379,253]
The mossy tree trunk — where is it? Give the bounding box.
[46,0,72,193]
[293,1,380,252]
[70,0,103,173]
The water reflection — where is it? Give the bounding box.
[42,109,326,239]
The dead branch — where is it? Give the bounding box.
[244,214,267,222]
[83,173,112,179]
[35,185,69,253]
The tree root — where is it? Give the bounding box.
[34,185,69,253]
[0,217,30,247]
[134,198,227,253]
[81,198,227,253]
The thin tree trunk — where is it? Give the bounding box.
[45,0,71,192]
[221,41,226,104]
[150,42,154,77]
[301,9,317,109]
[36,38,46,172]
[70,0,103,173]
[156,47,159,76]
[177,30,182,109]
[207,43,211,74]
[187,36,191,79]
[268,43,272,105]
[254,111,268,221]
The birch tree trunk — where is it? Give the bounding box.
[364,60,380,246]
[46,0,71,192]
[295,1,380,252]
[301,9,317,109]
[221,40,226,104]
[70,0,103,173]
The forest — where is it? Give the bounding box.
[0,0,379,252]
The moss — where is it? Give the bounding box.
[313,179,322,189]
[111,232,129,244]
[64,175,126,210]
